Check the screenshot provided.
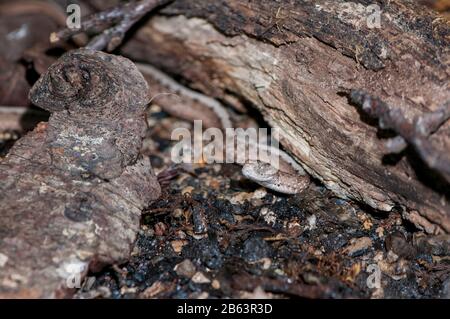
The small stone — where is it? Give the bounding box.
[306,214,317,230]
[376,226,385,238]
[260,207,276,226]
[313,249,323,256]
[386,250,399,263]
[174,259,196,278]
[171,240,188,254]
[230,192,249,205]
[252,188,267,199]
[373,251,384,262]
[182,186,194,195]
[259,257,272,270]
[192,272,211,284]
[120,286,137,295]
[154,222,167,236]
[363,219,373,230]
[211,279,221,290]
[274,269,285,276]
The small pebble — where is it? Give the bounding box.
[171,240,188,254]
[182,186,194,195]
[252,188,267,199]
[376,226,385,238]
[230,192,252,205]
[259,257,272,270]
[174,259,196,278]
[306,214,317,230]
[192,272,211,284]
[363,219,373,230]
[211,279,221,290]
[120,286,137,295]
[154,222,167,236]
[260,207,276,226]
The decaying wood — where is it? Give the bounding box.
[350,90,450,183]
[51,0,172,52]
[112,0,449,234]
[0,49,160,298]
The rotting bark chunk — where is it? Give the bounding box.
[0,49,161,298]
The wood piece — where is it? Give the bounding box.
[350,90,450,183]
[0,49,160,298]
[118,0,450,234]
[51,0,173,52]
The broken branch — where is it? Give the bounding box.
[51,0,172,51]
[350,90,450,183]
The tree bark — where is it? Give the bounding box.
[119,0,449,234]
[105,0,450,234]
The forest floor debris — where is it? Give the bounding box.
[1,103,449,299]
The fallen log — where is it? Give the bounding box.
[0,49,160,298]
[113,0,450,234]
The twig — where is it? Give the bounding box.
[51,0,173,52]
[350,90,450,183]
[157,165,180,186]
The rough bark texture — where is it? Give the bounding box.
[0,49,161,298]
[118,0,449,234]
[51,0,173,52]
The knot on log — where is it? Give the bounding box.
[27,49,151,180]
[29,49,149,119]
